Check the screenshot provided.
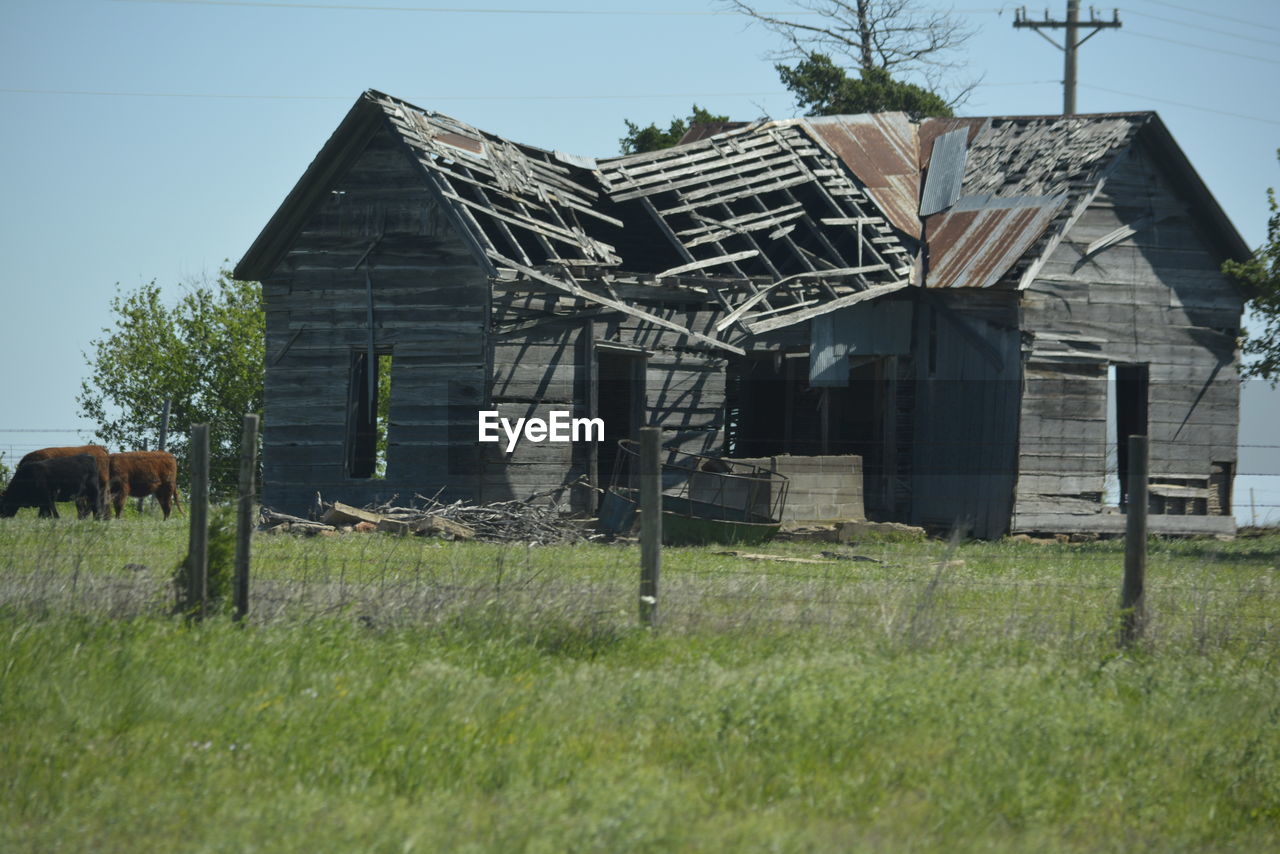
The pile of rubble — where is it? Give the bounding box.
[259,494,596,545]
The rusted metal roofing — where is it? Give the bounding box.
[916,118,987,170]
[802,114,921,239]
[924,195,1067,289]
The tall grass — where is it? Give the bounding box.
[1,517,1278,850]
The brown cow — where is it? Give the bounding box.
[19,444,110,519]
[108,451,182,520]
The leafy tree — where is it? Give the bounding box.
[78,270,264,492]
[777,53,952,118]
[620,105,731,155]
[725,0,977,107]
[1224,150,1280,383]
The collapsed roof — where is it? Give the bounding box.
[236,90,1249,354]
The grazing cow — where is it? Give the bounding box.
[19,444,110,519]
[108,451,182,519]
[0,454,103,519]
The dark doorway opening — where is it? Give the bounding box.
[724,353,896,515]
[596,347,647,492]
[1114,363,1149,510]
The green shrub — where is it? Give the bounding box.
[173,504,236,615]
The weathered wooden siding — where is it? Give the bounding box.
[484,297,727,507]
[909,294,1022,538]
[1013,140,1243,534]
[262,123,488,513]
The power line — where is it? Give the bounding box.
[111,0,747,14]
[0,87,349,100]
[1133,0,1280,34]
[1125,29,1280,66]
[0,80,1052,101]
[0,87,787,101]
[1013,2,1123,115]
[1079,84,1280,127]
[1126,9,1280,49]
[112,0,1011,14]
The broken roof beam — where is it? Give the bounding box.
[746,279,912,335]
[679,203,805,246]
[609,151,804,202]
[658,173,814,217]
[714,265,892,332]
[641,197,697,265]
[495,257,746,355]
[654,250,760,279]
[598,126,779,181]
[435,157,624,229]
[438,187,616,262]
[456,165,535,267]
[417,167,501,278]
[709,203,784,280]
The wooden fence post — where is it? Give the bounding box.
[639,427,661,627]
[233,414,259,622]
[158,398,171,452]
[1120,434,1148,646]
[136,439,149,515]
[182,423,210,618]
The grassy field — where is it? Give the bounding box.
[1,514,1278,851]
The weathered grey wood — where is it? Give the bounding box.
[1120,435,1148,646]
[747,280,911,334]
[233,414,259,622]
[654,250,761,279]
[639,427,661,627]
[500,260,745,355]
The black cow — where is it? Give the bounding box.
[0,454,103,519]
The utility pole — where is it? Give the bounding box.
[1014,2,1122,115]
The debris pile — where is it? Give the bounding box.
[259,494,594,545]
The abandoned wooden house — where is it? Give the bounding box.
[234,90,1250,537]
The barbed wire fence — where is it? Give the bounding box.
[4,428,1280,520]
[1,424,1278,654]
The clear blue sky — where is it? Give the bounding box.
[2,0,1277,522]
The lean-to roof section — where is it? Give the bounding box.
[924,195,1067,290]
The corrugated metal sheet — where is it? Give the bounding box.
[924,194,1067,289]
[809,299,912,385]
[804,114,922,240]
[916,118,987,170]
[919,129,968,216]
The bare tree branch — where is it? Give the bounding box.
[724,0,979,107]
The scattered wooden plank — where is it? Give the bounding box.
[714,551,836,565]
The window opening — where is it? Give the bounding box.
[346,350,393,479]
